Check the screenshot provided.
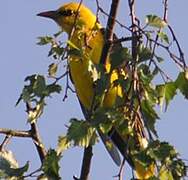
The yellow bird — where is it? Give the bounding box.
[38,2,155,179]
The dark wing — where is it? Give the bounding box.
[79,101,122,166]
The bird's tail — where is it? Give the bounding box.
[108,114,156,179]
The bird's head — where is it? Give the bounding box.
[37,2,101,35]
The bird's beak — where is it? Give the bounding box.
[37,10,58,20]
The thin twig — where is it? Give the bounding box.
[114,157,126,180]
[0,128,31,137]
[163,0,168,22]
[0,135,12,151]
[168,24,186,68]
[100,0,120,66]
[23,168,41,178]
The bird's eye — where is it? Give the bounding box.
[59,9,75,17]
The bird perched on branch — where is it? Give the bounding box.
[38,2,155,179]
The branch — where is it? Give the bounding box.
[25,102,47,163]
[74,146,93,180]
[128,0,139,62]
[30,123,47,163]
[0,128,31,137]
[100,0,120,65]
[168,24,186,68]
[0,123,46,163]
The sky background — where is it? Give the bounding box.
[0,0,188,179]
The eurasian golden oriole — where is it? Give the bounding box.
[38,2,155,179]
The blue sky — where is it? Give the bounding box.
[0,0,188,179]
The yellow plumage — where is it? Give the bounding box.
[38,2,155,179]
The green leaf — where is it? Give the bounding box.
[141,100,159,137]
[57,136,71,154]
[154,142,177,161]
[138,46,153,62]
[67,119,97,147]
[155,55,164,63]
[37,36,53,45]
[48,46,65,58]
[45,84,62,96]
[53,30,63,38]
[48,63,58,77]
[156,82,177,111]
[67,40,80,50]
[17,74,62,106]
[146,15,167,28]
[27,99,45,123]
[110,47,131,68]
[170,159,187,179]
[42,149,61,180]
[24,75,46,98]
[159,165,174,180]
[175,71,188,98]
[158,31,169,44]
[0,150,29,179]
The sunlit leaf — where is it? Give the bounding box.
[146,15,167,28]
[57,136,71,154]
[156,82,177,111]
[175,72,188,98]
[27,100,45,123]
[67,119,97,147]
[48,63,58,77]
[159,165,174,180]
[158,31,169,44]
[67,40,80,50]
[0,150,29,179]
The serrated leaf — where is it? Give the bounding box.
[17,74,62,106]
[45,84,62,95]
[146,15,167,28]
[132,147,156,179]
[158,31,169,44]
[42,149,61,180]
[148,141,186,179]
[57,136,71,154]
[49,47,64,58]
[110,47,131,68]
[141,100,159,137]
[67,119,97,147]
[24,75,46,98]
[48,63,58,77]
[175,71,188,98]
[0,150,29,179]
[148,141,177,162]
[28,100,45,123]
[37,36,53,45]
[139,46,153,62]
[156,82,177,111]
